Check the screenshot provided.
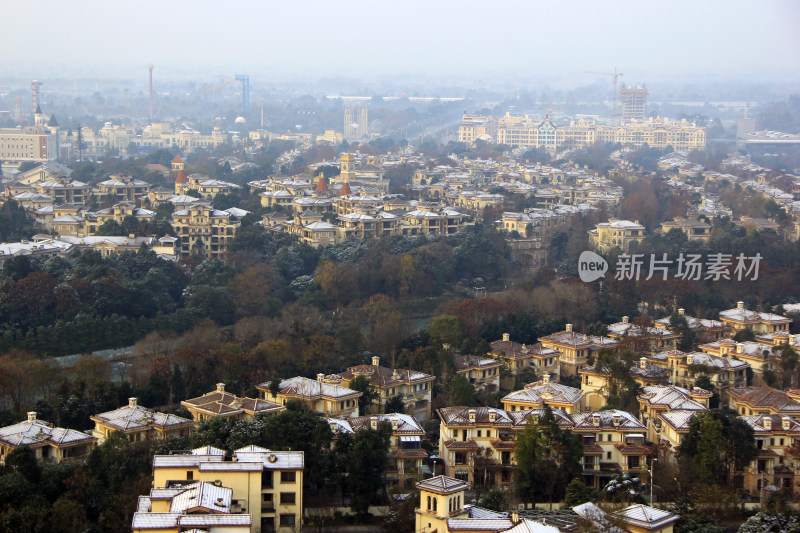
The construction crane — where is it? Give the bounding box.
[586,67,623,124]
[205,74,250,113]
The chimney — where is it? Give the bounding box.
[736,343,743,354]
[783,416,791,431]
[129,397,138,408]
[639,357,647,369]
[763,417,772,431]
[27,412,36,422]
[512,512,519,523]
[488,410,497,423]
[372,356,380,367]
[317,373,324,381]
[543,374,550,384]
[592,414,601,427]
[737,301,745,309]
[502,333,510,342]
[216,383,225,393]
[468,409,476,423]
[678,308,685,315]
[622,316,629,324]
[370,419,378,430]
[566,324,573,332]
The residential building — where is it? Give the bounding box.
[0,124,58,165]
[619,85,648,124]
[698,339,777,385]
[570,410,649,490]
[132,481,252,533]
[654,308,729,342]
[0,411,97,465]
[257,376,361,417]
[589,219,646,253]
[84,202,155,235]
[740,414,800,499]
[659,217,711,243]
[344,104,368,142]
[151,445,304,533]
[728,387,800,419]
[501,375,584,414]
[607,316,680,354]
[454,354,503,392]
[325,356,435,420]
[181,383,284,423]
[637,385,711,444]
[328,412,427,488]
[415,475,470,533]
[489,333,561,378]
[539,324,618,377]
[580,358,669,410]
[171,204,246,258]
[96,176,150,203]
[177,174,241,198]
[647,350,748,401]
[719,301,792,334]
[575,503,680,533]
[91,397,195,444]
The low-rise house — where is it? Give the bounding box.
[570,410,650,489]
[454,354,503,392]
[580,359,669,410]
[151,445,304,533]
[489,333,561,378]
[324,356,435,420]
[648,350,749,401]
[654,308,729,342]
[729,386,800,419]
[698,339,777,385]
[539,324,617,377]
[257,376,361,417]
[96,176,150,203]
[132,481,252,533]
[501,375,584,414]
[589,219,646,253]
[328,412,427,488]
[659,217,712,243]
[637,385,711,444]
[171,203,245,258]
[607,316,680,355]
[719,301,791,335]
[181,383,284,423]
[91,397,195,444]
[741,414,800,499]
[0,411,97,465]
[415,475,471,533]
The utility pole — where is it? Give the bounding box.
[649,458,657,504]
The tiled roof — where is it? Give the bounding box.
[182,387,283,417]
[638,385,710,410]
[539,330,617,349]
[571,410,646,431]
[437,406,513,426]
[502,381,583,406]
[345,413,425,434]
[0,417,96,447]
[613,504,679,529]
[233,446,304,469]
[742,414,800,435]
[447,518,514,531]
[416,475,470,493]
[658,410,700,432]
[337,363,434,387]
[454,354,503,371]
[92,402,194,433]
[260,376,361,400]
[729,387,800,413]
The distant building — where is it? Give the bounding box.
[181,383,284,423]
[91,397,194,444]
[257,376,362,418]
[0,411,97,465]
[619,84,648,124]
[501,375,584,414]
[589,219,646,253]
[344,103,368,142]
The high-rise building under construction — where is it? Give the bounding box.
[344,103,368,142]
[620,84,647,124]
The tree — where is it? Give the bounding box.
[681,409,757,487]
[449,374,478,406]
[737,512,800,533]
[515,406,583,506]
[4,446,41,484]
[96,220,125,236]
[563,479,590,508]
[350,374,380,414]
[427,315,463,347]
[669,312,696,352]
[480,489,505,511]
[347,422,392,516]
[385,395,405,414]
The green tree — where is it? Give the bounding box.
[516,406,583,506]
[4,446,41,484]
[350,374,380,414]
[480,489,505,512]
[427,315,463,347]
[449,374,478,406]
[96,220,125,236]
[347,421,392,516]
[669,312,696,352]
[563,479,590,508]
[681,409,757,487]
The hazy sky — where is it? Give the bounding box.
[4,0,800,81]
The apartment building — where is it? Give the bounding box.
[91,397,194,444]
[171,204,245,258]
[0,411,97,465]
[181,383,285,423]
[257,376,361,417]
[149,445,303,533]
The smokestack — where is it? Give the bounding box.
[148,65,154,121]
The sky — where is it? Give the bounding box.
[4,0,800,82]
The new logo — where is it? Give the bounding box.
[578,251,608,282]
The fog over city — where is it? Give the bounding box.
[3,0,800,84]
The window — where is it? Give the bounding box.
[607,452,612,459]
[186,470,193,480]
[279,514,296,527]
[477,430,482,438]
[280,471,296,483]
[280,492,296,505]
